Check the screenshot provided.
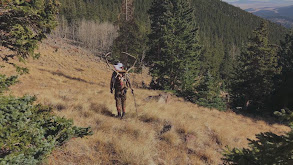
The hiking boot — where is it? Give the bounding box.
[121,112,126,119]
[117,112,121,118]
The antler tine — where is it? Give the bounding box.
[104,52,112,69]
[122,52,137,59]
[105,52,112,57]
[126,60,137,73]
[122,52,138,73]
[104,52,120,76]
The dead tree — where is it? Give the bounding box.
[121,0,134,22]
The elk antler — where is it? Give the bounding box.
[104,52,120,76]
[122,52,137,73]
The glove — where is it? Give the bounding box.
[131,89,134,94]
[110,89,113,94]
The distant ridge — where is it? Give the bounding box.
[246,5,293,28]
[59,0,288,47]
[229,0,293,9]
[133,0,288,46]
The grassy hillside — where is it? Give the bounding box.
[1,38,289,164]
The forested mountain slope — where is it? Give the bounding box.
[59,0,288,80]
[59,0,287,45]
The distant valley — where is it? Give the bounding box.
[248,5,293,28]
[226,0,293,28]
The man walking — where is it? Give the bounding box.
[110,63,133,118]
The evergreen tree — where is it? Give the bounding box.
[0,0,59,64]
[219,52,233,89]
[0,0,59,88]
[195,71,226,111]
[275,30,293,109]
[112,0,145,69]
[112,20,144,66]
[231,21,281,111]
[279,30,293,76]
[147,0,201,94]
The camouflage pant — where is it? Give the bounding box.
[115,91,127,111]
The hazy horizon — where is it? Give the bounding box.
[222,0,293,9]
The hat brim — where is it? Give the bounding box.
[114,65,123,71]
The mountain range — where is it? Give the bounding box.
[226,0,293,9]
[224,0,293,28]
[247,5,293,28]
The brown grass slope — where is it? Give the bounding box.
[1,38,290,165]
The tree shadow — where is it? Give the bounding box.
[90,103,115,117]
[231,108,286,126]
[39,68,96,85]
[100,105,115,117]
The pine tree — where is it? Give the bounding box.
[0,0,59,88]
[220,44,239,88]
[147,0,201,94]
[0,0,59,64]
[275,30,293,109]
[112,0,145,69]
[231,21,281,111]
[195,71,226,110]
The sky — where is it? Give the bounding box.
[222,0,293,9]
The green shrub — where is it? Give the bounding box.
[222,109,293,164]
[0,75,18,94]
[0,96,92,164]
[196,97,227,111]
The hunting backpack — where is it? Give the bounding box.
[114,73,128,92]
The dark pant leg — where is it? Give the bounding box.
[121,94,127,112]
[115,93,122,113]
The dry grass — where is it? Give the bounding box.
[1,37,290,165]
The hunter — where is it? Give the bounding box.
[110,63,134,118]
